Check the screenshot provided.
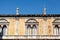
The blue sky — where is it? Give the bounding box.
[0,0,60,14]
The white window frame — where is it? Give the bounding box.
[32,25,37,35]
[3,27,7,35]
[3,25,8,36]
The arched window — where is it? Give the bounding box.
[25,18,39,35]
[32,25,37,35]
[53,19,60,35]
[33,25,37,28]
[0,19,9,37]
[55,25,58,28]
[54,25,59,35]
[27,25,31,35]
[3,25,7,35]
[27,25,31,29]
[0,19,9,36]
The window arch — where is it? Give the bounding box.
[55,25,59,28]
[2,25,7,35]
[53,19,60,35]
[27,25,31,29]
[0,19,9,36]
[25,18,39,35]
[33,25,37,28]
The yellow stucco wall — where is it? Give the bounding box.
[47,17,54,35]
[3,17,55,35]
[18,17,55,35]
[18,17,45,35]
[18,18,26,35]
[4,17,16,35]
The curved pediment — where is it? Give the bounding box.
[53,19,60,25]
[53,19,60,23]
[0,19,9,23]
[25,18,38,23]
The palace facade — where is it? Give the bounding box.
[0,8,60,40]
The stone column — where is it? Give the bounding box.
[44,17,47,35]
[15,17,18,35]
